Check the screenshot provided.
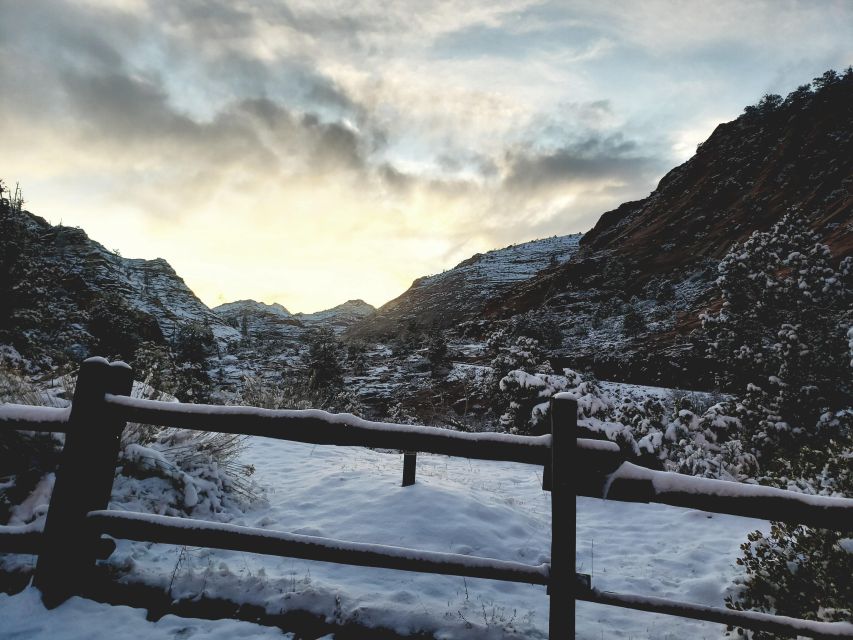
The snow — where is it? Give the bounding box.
[0,403,70,428]
[0,587,294,639]
[53,437,773,639]
[88,509,550,584]
[606,461,853,508]
[103,394,552,463]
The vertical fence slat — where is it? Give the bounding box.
[34,358,132,607]
[402,451,417,487]
[548,396,577,638]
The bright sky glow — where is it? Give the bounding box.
[1,0,850,312]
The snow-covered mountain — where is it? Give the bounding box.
[295,299,375,332]
[212,299,302,343]
[485,74,853,385]
[0,211,239,368]
[350,234,581,338]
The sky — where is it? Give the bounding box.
[1,1,851,313]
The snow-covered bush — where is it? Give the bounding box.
[488,335,551,384]
[0,362,66,522]
[497,368,614,434]
[699,211,852,455]
[726,523,853,638]
[0,363,260,527]
[115,428,257,517]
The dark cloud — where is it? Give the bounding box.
[503,133,659,191]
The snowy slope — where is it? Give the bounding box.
[1,211,239,367]
[214,300,294,319]
[351,235,582,336]
[296,299,375,333]
[62,436,768,639]
[213,300,303,343]
[0,587,293,640]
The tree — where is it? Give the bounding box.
[699,211,852,456]
[173,322,215,364]
[727,523,853,636]
[170,322,216,401]
[346,340,369,376]
[425,327,451,378]
[622,304,646,337]
[304,328,344,390]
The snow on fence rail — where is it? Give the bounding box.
[0,404,70,432]
[1,357,852,639]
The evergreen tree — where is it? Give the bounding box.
[304,327,344,390]
[425,327,451,377]
[346,340,369,376]
[700,211,852,455]
[622,304,646,337]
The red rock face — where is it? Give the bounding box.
[492,74,853,321]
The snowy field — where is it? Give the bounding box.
[2,435,771,639]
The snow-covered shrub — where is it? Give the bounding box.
[726,523,853,638]
[0,362,260,526]
[0,362,66,522]
[699,211,851,453]
[114,428,257,517]
[497,368,613,434]
[488,335,551,385]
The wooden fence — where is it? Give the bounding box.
[0,357,852,639]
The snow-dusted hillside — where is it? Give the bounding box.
[0,211,239,368]
[115,257,240,344]
[212,300,303,343]
[295,299,375,333]
[352,234,582,337]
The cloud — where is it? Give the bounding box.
[503,134,654,191]
[1,0,850,311]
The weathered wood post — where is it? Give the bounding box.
[35,357,132,607]
[548,395,576,639]
[402,451,417,486]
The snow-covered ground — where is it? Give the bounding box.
[0,587,295,639]
[3,435,771,639]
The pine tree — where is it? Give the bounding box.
[700,211,852,455]
[304,327,344,390]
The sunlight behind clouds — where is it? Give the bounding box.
[1,0,850,311]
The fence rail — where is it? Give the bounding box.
[1,357,852,639]
[102,392,552,465]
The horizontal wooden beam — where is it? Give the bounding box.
[0,405,70,433]
[103,395,551,466]
[605,462,853,531]
[577,583,853,639]
[0,525,42,554]
[88,510,550,585]
[0,525,114,558]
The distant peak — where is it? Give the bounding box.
[213,299,292,317]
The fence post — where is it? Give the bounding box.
[548,395,576,639]
[34,357,132,607]
[402,451,417,486]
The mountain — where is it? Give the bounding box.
[212,299,302,343]
[0,209,239,369]
[349,234,581,338]
[295,299,375,332]
[478,71,853,384]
